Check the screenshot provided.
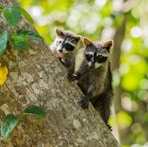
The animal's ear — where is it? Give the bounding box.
[55,28,64,36]
[83,37,91,46]
[104,40,113,51]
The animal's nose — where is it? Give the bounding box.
[89,62,95,68]
[58,49,63,52]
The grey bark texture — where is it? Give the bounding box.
[0,0,119,146]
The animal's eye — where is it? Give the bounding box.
[96,55,107,63]
[85,54,92,61]
[56,40,62,46]
[58,40,62,44]
[65,43,74,51]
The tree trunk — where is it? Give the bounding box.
[0,0,119,146]
[112,16,126,113]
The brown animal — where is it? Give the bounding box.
[50,28,81,78]
[70,37,114,130]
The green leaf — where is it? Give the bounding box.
[17,29,44,40]
[0,7,3,13]
[21,7,34,24]
[3,5,21,27]
[24,105,46,120]
[0,30,8,55]
[10,34,28,51]
[1,114,20,138]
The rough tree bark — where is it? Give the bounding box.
[0,0,119,146]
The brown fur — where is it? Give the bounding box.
[71,37,113,130]
[50,28,81,77]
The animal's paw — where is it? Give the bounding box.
[107,124,112,131]
[67,73,76,81]
[78,98,89,109]
[67,72,80,81]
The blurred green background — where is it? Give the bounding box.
[18,0,148,146]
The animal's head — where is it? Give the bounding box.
[83,37,113,68]
[55,28,81,53]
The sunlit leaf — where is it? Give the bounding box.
[0,63,8,85]
[24,105,46,120]
[1,114,20,138]
[17,29,44,40]
[10,34,28,51]
[21,7,34,24]
[3,5,21,27]
[116,111,132,129]
[0,30,8,55]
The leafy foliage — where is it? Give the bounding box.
[21,7,34,23]
[17,29,44,40]
[10,34,29,51]
[9,29,44,50]
[0,4,43,54]
[3,5,21,27]
[1,114,20,138]
[9,29,43,51]
[24,105,46,120]
[0,105,46,138]
[0,30,7,55]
